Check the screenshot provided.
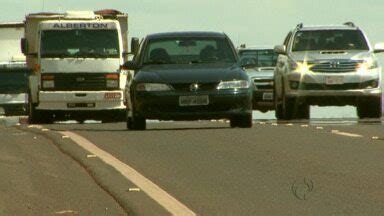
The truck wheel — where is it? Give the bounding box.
[230,114,253,128]
[357,97,382,119]
[28,102,40,124]
[127,115,146,130]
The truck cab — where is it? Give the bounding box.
[22,10,129,123]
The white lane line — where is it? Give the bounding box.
[331,130,363,138]
[60,131,196,216]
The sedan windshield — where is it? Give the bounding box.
[40,30,120,58]
[142,37,236,65]
[292,30,369,51]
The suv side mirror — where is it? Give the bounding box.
[21,38,27,55]
[122,60,139,70]
[130,37,140,55]
[274,45,287,55]
[374,43,384,53]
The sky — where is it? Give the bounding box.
[2,0,384,48]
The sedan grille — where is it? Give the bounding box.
[171,83,219,92]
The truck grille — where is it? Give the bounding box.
[42,73,119,91]
[311,61,360,73]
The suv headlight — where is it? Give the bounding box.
[357,59,379,72]
[217,80,249,90]
[136,83,173,91]
[293,61,313,73]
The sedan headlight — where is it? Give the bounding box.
[136,83,173,91]
[217,80,249,90]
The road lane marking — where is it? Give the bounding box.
[60,131,196,216]
[331,130,363,138]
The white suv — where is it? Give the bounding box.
[274,22,384,120]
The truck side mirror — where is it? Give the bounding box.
[274,45,287,55]
[122,60,139,70]
[130,37,140,55]
[21,38,27,55]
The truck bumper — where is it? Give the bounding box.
[36,90,125,111]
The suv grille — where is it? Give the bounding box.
[311,60,360,73]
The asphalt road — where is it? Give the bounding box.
[3,117,384,215]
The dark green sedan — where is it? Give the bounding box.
[123,32,253,130]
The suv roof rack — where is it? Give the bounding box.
[296,23,303,29]
[343,22,356,27]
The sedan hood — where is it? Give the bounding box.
[290,50,373,62]
[135,64,245,83]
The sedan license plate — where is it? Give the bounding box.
[325,76,344,85]
[262,92,273,100]
[179,95,209,106]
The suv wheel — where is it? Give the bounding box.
[274,85,284,120]
[357,97,382,119]
[283,96,310,120]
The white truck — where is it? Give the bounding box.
[22,9,129,123]
[0,22,29,116]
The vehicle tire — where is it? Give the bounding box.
[357,97,382,119]
[275,96,284,120]
[295,103,310,120]
[274,81,285,120]
[282,95,295,120]
[28,101,41,124]
[127,115,146,130]
[230,113,253,128]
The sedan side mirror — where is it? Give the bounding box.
[374,43,384,53]
[274,45,287,55]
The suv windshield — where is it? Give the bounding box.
[292,30,369,51]
[142,37,236,65]
[239,49,278,67]
[40,30,120,58]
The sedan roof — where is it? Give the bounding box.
[146,31,227,39]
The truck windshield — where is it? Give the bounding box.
[238,49,278,67]
[142,37,236,65]
[40,30,120,58]
[292,30,369,51]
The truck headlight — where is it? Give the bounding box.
[136,83,173,91]
[106,73,119,88]
[41,75,54,88]
[217,80,249,90]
